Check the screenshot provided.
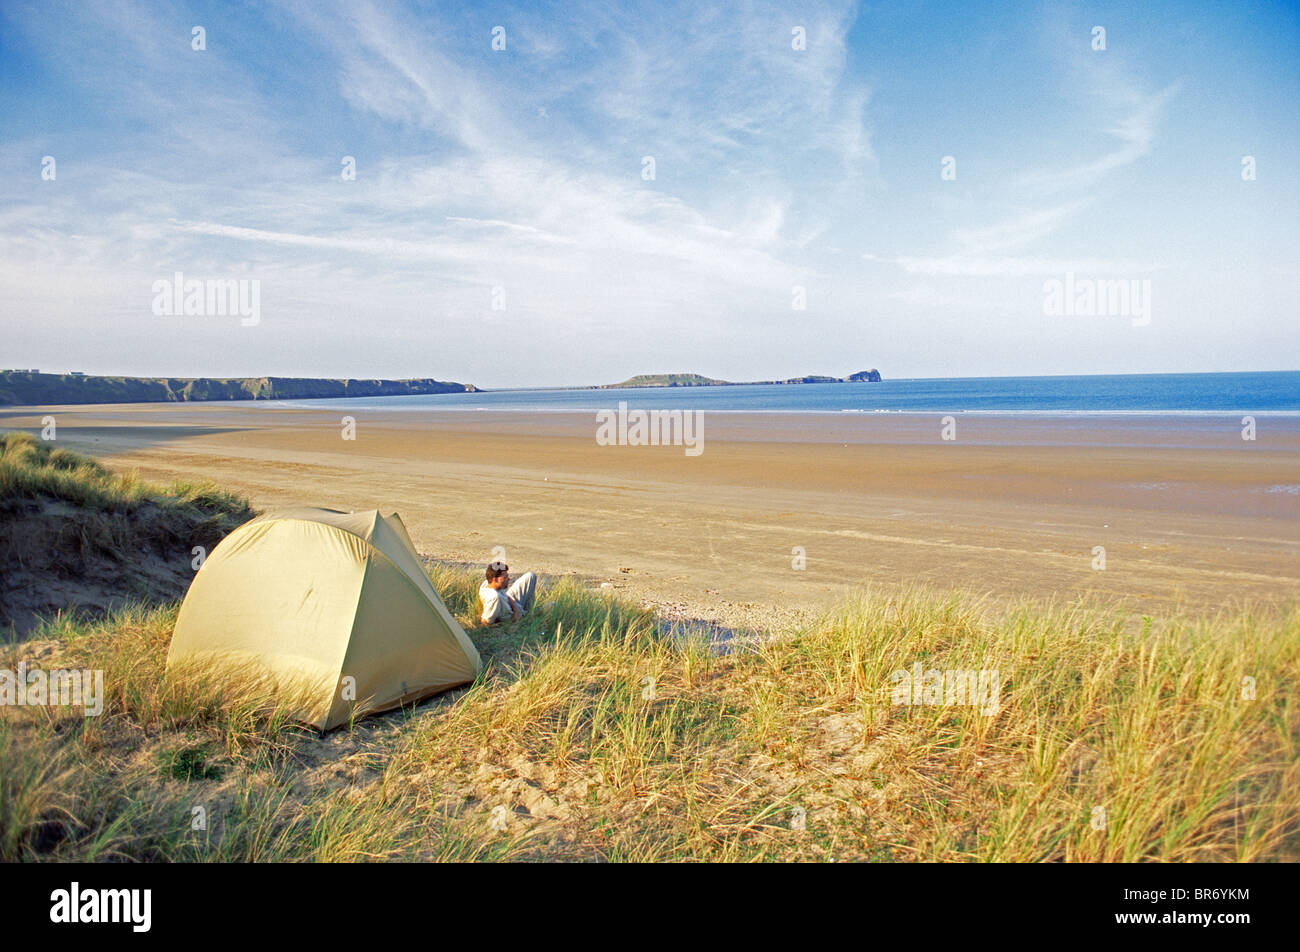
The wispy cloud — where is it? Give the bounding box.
[175,221,479,262]
[1016,84,1179,195]
[867,36,1181,285]
[866,253,1159,277]
[950,201,1092,255]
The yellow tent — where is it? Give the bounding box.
[167,507,481,730]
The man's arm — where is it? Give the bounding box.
[481,589,502,625]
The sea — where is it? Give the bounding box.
[247,371,1300,415]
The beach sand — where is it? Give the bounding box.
[4,402,1298,631]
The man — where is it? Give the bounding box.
[479,561,537,625]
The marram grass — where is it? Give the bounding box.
[2,569,1296,862]
[0,430,249,518]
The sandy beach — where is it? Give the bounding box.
[4,402,1298,630]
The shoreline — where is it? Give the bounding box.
[122,403,1300,417]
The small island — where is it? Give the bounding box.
[0,371,476,406]
[595,370,882,389]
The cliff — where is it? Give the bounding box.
[0,372,477,406]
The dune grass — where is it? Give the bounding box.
[1,430,251,518]
[1,430,148,512]
[2,562,1296,862]
[1,431,254,637]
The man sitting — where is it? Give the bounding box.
[479,561,537,625]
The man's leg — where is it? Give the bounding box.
[507,571,537,613]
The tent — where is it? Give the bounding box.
[166,507,481,730]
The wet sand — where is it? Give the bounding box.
[4,402,1298,629]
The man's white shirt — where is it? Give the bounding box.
[479,580,514,624]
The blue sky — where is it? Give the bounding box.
[2,0,1297,388]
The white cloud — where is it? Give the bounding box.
[1016,84,1179,195]
[870,254,1159,277]
[950,201,1092,255]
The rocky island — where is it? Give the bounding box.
[595,370,882,389]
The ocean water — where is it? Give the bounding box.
[252,371,1300,414]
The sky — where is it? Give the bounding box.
[1,0,1297,389]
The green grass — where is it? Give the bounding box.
[0,430,250,517]
[156,744,224,782]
